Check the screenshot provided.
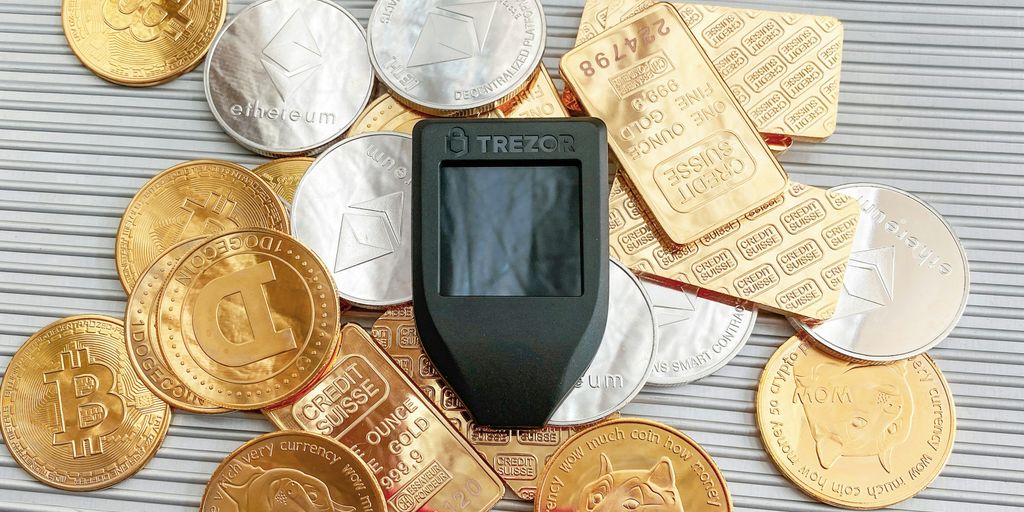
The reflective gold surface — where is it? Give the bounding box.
[156,229,339,410]
[345,94,503,138]
[62,0,226,86]
[569,1,843,141]
[611,176,859,320]
[500,66,569,118]
[536,418,732,512]
[371,306,593,500]
[756,335,956,509]
[253,157,315,204]
[561,4,788,245]
[263,324,504,512]
[125,236,228,413]
[115,160,289,292]
[0,315,171,491]
[201,430,386,512]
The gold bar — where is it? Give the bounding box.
[499,66,569,118]
[562,4,789,245]
[263,325,504,512]
[609,173,861,320]
[370,306,597,501]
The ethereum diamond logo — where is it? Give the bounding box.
[646,284,697,328]
[261,10,323,100]
[335,192,405,272]
[831,245,896,319]
[407,1,497,67]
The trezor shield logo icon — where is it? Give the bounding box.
[407,1,497,67]
[335,192,405,272]
[832,245,896,319]
[446,127,468,157]
[261,10,323,100]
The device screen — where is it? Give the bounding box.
[439,163,583,297]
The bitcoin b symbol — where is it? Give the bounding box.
[102,0,193,42]
[177,192,240,240]
[43,347,125,458]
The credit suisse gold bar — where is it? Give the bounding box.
[500,66,569,118]
[371,307,594,501]
[568,0,843,142]
[562,4,789,245]
[609,173,861,320]
[263,325,504,512]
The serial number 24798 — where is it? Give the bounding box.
[577,18,670,76]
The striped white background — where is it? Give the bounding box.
[1,0,1022,510]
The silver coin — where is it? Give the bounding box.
[204,0,374,156]
[548,259,657,425]
[367,0,546,115]
[642,280,756,386]
[793,183,970,362]
[291,132,413,308]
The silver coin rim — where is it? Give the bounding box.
[547,258,659,425]
[645,295,757,387]
[291,131,414,308]
[365,0,547,114]
[203,0,374,156]
[794,182,971,362]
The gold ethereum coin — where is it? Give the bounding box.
[756,335,956,509]
[201,431,386,512]
[0,315,171,491]
[62,0,226,86]
[252,157,315,204]
[125,237,228,413]
[156,229,339,410]
[115,159,289,293]
[537,418,732,512]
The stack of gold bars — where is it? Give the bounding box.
[0,0,970,511]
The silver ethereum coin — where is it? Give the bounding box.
[367,0,546,116]
[291,132,413,308]
[793,183,970,362]
[642,280,756,386]
[549,259,657,425]
[205,0,374,156]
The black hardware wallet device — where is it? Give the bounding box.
[412,118,609,427]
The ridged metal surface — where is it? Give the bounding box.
[0,0,1022,510]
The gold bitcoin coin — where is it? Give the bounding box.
[756,335,956,509]
[252,157,314,204]
[115,160,289,293]
[201,430,386,512]
[62,0,226,86]
[157,229,339,410]
[125,237,228,413]
[345,94,503,137]
[537,418,732,512]
[0,315,171,491]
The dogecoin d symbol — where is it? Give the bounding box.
[43,347,125,458]
[194,261,297,367]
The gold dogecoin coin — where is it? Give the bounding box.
[125,237,228,413]
[536,418,732,512]
[756,335,956,509]
[0,315,171,491]
[62,0,226,86]
[115,160,289,292]
[201,431,386,512]
[252,157,315,204]
[157,229,339,410]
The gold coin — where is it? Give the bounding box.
[157,229,339,410]
[61,0,226,86]
[537,418,732,512]
[201,430,386,512]
[115,160,289,293]
[0,315,171,491]
[756,335,956,509]
[125,237,228,413]
[345,94,504,137]
[252,157,315,204]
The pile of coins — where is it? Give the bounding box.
[0,0,970,511]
